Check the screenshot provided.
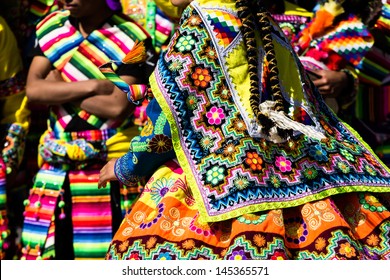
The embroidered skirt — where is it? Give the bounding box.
[105,160,390,260]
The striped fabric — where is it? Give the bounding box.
[20,168,66,260]
[154,8,175,53]
[356,47,390,86]
[121,1,174,54]
[36,10,147,134]
[100,62,148,104]
[36,11,148,80]
[20,8,150,260]
[376,1,390,34]
[69,171,113,260]
[29,0,59,18]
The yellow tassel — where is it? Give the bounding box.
[122,40,147,64]
[323,0,345,17]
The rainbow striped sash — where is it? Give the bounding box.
[20,168,66,260]
[69,171,112,259]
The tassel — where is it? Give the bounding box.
[122,40,147,64]
[298,0,345,50]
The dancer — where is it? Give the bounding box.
[99,0,390,260]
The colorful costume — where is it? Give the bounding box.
[0,16,30,260]
[104,0,390,260]
[20,9,155,260]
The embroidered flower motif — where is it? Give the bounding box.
[168,58,183,72]
[219,86,231,100]
[337,161,350,174]
[229,250,247,260]
[205,46,218,60]
[182,239,196,250]
[275,156,292,173]
[245,152,263,171]
[200,135,214,150]
[129,252,141,260]
[253,234,266,247]
[232,118,247,133]
[269,175,281,188]
[233,175,250,190]
[366,234,379,246]
[148,134,172,154]
[206,165,225,185]
[271,251,287,260]
[150,178,174,204]
[309,144,328,162]
[315,237,326,251]
[157,252,172,260]
[303,167,318,180]
[340,148,355,162]
[223,143,236,158]
[146,237,157,249]
[188,15,202,26]
[186,95,198,110]
[192,67,212,88]
[206,106,225,125]
[176,35,196,52]
[339,242,356,258]
[119,240,129,252]
[259,138,271,153]
[285,139,298,152]
[364,165,377,176]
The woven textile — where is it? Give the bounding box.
[151,1,390,223]
[105,0,390,260]
[107,160,390,260]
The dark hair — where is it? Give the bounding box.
[236,0,292,138]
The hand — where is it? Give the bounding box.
[310,69,348,98]
[98,158,118,188]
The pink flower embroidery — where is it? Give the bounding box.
[275,156,292,172]
[206,106,225,125]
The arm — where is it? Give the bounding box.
[26,56,114,105]
[76,75,138,120]
[98,98,175,188]
[26,56,138,119]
